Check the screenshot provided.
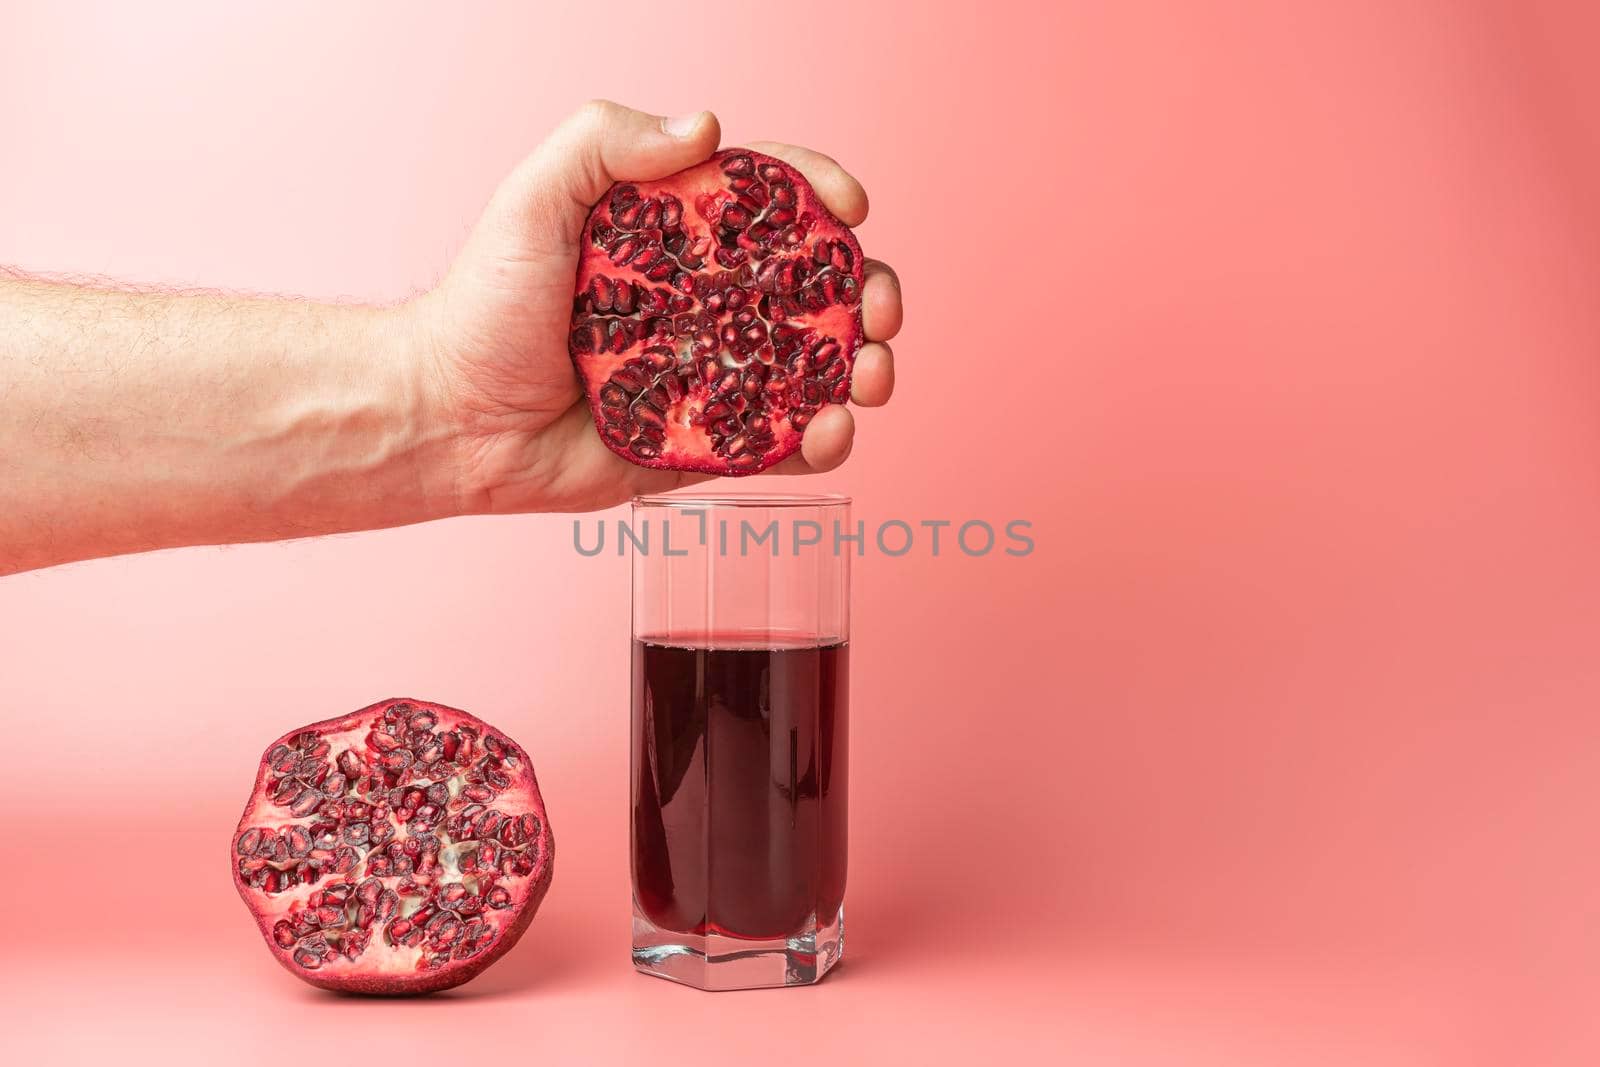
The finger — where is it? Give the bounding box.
[862,259,903,341]
[850,343,894,407]
[512,101,721,242]
[760,404,854,475]
[743,141,868,226]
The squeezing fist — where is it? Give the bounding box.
[413,101,904,512]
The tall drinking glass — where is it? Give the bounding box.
[630,493,850,990]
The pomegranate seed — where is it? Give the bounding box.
[289,791,323,818]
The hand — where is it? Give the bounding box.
[410,100,904,513]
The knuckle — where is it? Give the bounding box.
[578,98,621,127]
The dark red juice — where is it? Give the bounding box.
[632,635,848,940]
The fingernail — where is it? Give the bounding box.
[663,111,705,138]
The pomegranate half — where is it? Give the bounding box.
[231,699,553,994]
[570,149,865,475]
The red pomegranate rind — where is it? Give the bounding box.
[570,149,865,475]
[231,699,553,995]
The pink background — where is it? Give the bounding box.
[3,1,1599,1062]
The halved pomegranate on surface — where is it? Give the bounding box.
[231,699,553,995]
[570,149,865,475]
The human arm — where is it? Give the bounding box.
[0,102,903,575]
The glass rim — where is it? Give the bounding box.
[632,491,851,510]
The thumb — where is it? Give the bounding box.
[495,100,721,248]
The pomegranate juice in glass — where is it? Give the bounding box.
[630,494,849,989]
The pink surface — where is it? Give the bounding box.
[3,1,1599,1062]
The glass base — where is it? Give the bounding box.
[632,905,844,990]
